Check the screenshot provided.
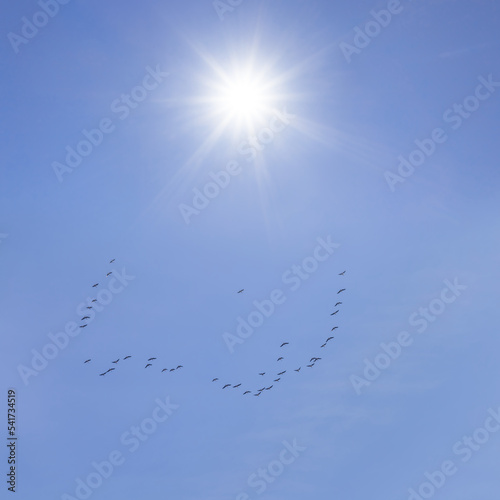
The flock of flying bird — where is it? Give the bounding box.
[82,258,184,377]
[85,355,184,377]
[78,259,115,331]
[83,262,346,393]
[212,270,347,397]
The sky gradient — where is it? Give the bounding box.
[1,0,500,499]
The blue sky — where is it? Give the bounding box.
[1,0,500,499]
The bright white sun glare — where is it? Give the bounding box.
[219,77,268,121]
[189,51,287,141]
[169,44,302,170]
[208,68,278,137]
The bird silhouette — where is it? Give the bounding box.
[337,288,346,294]
[280,342,289,347]
[106,272,112,277]
[81,316,90,320]
[339,270,346,275]
[330,310,339,315]
[277,371,286,375]
[310,357,321,362]
[277,357,284,361]
[243,391,251,395]
[294,367,301,372]
[222,384,231,389]
[212,378,219,382]
[254,392,261,396]
[176,365,183,369]
[265,386,273,390]
[124,356,131,360]
[148,357,156,361]
[80,325,87,328]
[335,302,342,307]
[84,359,91,364]
[258,387,266,392]
[106,368,115,373]
[162,369,168,372]
[307,364,314,368]
[99,372,106,376]
[110,259,115,263]
[112,359,119,364]
[86,306,92,310]
[233,384,241,388]
[258,372,265,376]
[326,336,334,342]
[274,378,281,382]
[321,343,326,348]
[91,299,97,303]
[169,369,175,372]
[331,326,338,331]
[92,283,99,288]
[237,289,244,293]
[145,364,152,368]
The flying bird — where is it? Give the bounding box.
[106,272,112,277]
[91,299,97,303]
[254,392,261,396]
[110,259,115,263]
[86,306,92,310]
[222,384,231,389]
[84,359,91,364]
[294,367,301,372]
[265,386,273,390]
[331,326,338,331]
[335,302,342,307]
[330,310,339,315]
[80,325,87,328]
[112,359,119,364]
[99,372,106,376]
[274,378,281,382]
[258,372,265,376]
[145,364,152,368]
[277,371,286,375]
[277,357,284,361]
[237,289,244,293]
[258,387,266,392]
[321,343,327,348]
[339,270,346,275]
[337,288,346,294]
[124,356,131,360]
[81,316,90,320]
[92,283,99,288]
[310,357,321,362]
[176,365,183,369]
[243,391,251,395]
[106,368,115,373]
[307,364,314,368]
[162,369,168,372]
[233,384,241,388]
[212,378,219,382]
[326,336,334,342]
[280,342,289,347]
[148,357,156,361]
[169,369,175,372]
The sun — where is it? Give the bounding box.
[217,77,269,122]
[165,42,301,165]
[187,50,287,138]
[206,68,279,137]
